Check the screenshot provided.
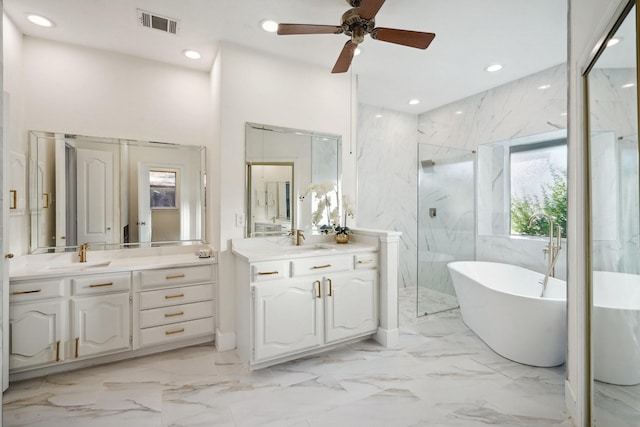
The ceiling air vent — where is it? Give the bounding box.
[137,9,179,35]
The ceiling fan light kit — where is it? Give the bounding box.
[276,0,435,73]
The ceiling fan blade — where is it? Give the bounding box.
[371,27,436,49]
[277,24,343,35]
[358,0,386,20]
[332,41,357,73]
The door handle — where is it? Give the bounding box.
[314,280,321,299]
[328,278,333,297]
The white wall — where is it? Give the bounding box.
[567,0,631,424]
[214,42,355,347]
[3,13,26,255]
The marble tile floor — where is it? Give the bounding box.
[2,306,572,426]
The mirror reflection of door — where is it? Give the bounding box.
[247,162,294,237]
[76,148,114,245]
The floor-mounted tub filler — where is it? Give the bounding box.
[447,261,567,367]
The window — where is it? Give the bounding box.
[149,170,177,209]
[510,140,567,237]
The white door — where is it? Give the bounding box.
[77,148,114,244]
[324,269,378,344]
[9,300,67,372]
[137,164,152,244]
[72,293,131,358]
[253,279,322,362]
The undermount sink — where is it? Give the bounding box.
[46,261,112,271]
[279,244,336,254]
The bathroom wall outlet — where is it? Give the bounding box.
[236,213,245,227]
[429,208,437,218]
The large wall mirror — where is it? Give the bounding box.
[245,123,341,238]
[585,1,640,425]
[29,131,206,252]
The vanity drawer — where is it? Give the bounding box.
[251,261,289,282]
[71,272,131,296]
[354,253,378,270]
[139,317,213,348]
[139,264,214,289]
[139,283,213,310]
[290,255,351,277]
[139,301,214,328]
[9,278,68,302]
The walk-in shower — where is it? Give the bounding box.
[417,143,475,316]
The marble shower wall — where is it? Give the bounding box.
[357,64,569,288]
[588,68,639,273]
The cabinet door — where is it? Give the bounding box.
[9,300,67,371]
[72,293,131,358]
[253,279,322,362]
[325,269,378,344]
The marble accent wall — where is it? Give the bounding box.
[356,105,418,288]
[357,64,569,290]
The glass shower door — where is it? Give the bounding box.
[417,144,475,316]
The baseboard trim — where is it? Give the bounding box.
[215,328,236,352]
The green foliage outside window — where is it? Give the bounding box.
[511,167,567,238]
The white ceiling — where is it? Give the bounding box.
[3,0,568,114]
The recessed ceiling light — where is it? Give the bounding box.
[183,49,201,60]
[27,14,54,27]
[375,114,383,118]
[485,64,503,72]
[622,83,636,88]
[261,19,279,33]
[560,112,568,116]
[538,84,551,90]
[607,37,621,47]
[354,47,361,56]
[409,99,420,105]
[454,111,463,115]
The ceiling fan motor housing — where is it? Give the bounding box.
[341,8,375,44]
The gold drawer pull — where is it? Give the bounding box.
[257,271,279,275]
[312,264,332,269]
[165,328,185,335]
[165,293,185,299]
[165,311,185,318]
[75,337,79,358]
[89,282,113,288]
[56,340,61,362]
[166,274,185,280]
[10,190,17,210]
[11,289,42,295]
[314,280,321,299]
[358,259,374,264]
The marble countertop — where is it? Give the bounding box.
[231,237,378,263]
[10,245,217,281]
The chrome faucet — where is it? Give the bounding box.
[78,243,88,263]
[527,212,562,297]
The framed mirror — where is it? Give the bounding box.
[29,131,206,252]
[585,1,640,424]
[245,123,341,238]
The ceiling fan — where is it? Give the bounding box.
[277,0,436,73]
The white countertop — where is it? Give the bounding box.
[10,244,217,281]
[231,234,378,263]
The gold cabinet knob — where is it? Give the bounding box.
[5,253,14,259]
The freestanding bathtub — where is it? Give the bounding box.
[592,270,640,385]
[447,261,567,367]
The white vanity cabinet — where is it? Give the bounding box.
[8,278,68,372]
[8,253,217,381]
[135,264,215,349]
[70,272,132,359]
[237,251,379,369]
